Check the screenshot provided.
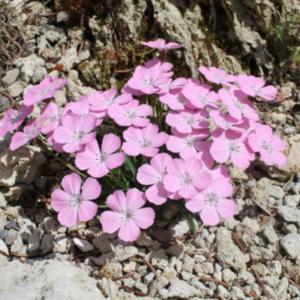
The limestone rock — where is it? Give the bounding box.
[0,260,105,299]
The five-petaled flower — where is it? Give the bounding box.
[24,76,67,106]
[122,124,168,157]
[186,178,237,226]
[51,173,101,227]
[137,153,173,205]
[75,133,125,178]
[99,188,155,242]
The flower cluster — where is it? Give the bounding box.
[0,39,287,242]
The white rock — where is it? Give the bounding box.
[167,279,201,299]
[73,237,93,252]
[278,206,300,223]
[15,54,46,83]
[7,81,26,97]
[0,145,46,188]
[1,68,20,87]
[169,217,191,237]
[216,228,249,271]
[0,239,9,256]
[280,233,300,259]
[250,178,284,210]
[114,244,138,261]
[0,260,105,299]
[284,195,300,207]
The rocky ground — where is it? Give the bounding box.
[0,1,299,299]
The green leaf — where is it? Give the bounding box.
[124,156,136,177]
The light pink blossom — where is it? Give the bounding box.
[186,178,236,226]
[199,66,235,85]
[219,87,259,121]
[166,128,209,159]
[0,105,32,137]
[182,81,217,109]
[247,124,286,167]
[210,132,255,169]
[23,76,67,106]
[163,158,211,199]
[75,134,125,178]
[9,119,44,151]
[237,75,277,101]
[126,59,173,94]
[159,90,188,111]
[108,100,152,127]
[158,78,187,94]
[99,188,155,242]
[40,102,60,134]
[51,173,101,227]
[166,109,209,134]
[88,88,133,115]
[53,114,96,153]
[137,153,173,205]
[141,39,181,51]
[123,124,168,157]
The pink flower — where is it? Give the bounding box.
[182,81,217,109]
[53,114,96,153]
[186,178,236,226]
[210,132,255,169]
[75,134,125,178]
[88,88,132,114]
[219,87,259,121]
[166,110,208,134]
[159,90,188,111]
[194,140,215,168]
[247,124,287,167]
[66,98,90,118]
[40,102,60,134]
[158,78,187,94]
[99,188,155,242]
[108,100,152,127]
[237,75,277,101]
[51,173,101,227]
[127,59,173,94]
[198,66,235,85]
[23,76,67,106]
[141,39,181,51]
[209,110,250,135]
[122,124,168,157]
[9,119,44,151]
[163,157,211,199]
[0,105,32,137]
[137,153,173,205]
[166,128,209,159]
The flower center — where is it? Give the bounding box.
[140,138,151,148]
[73,130,85,140]
[70,194,83,206]
[228,141,240,153]
[261,140,273,153]
[38,87,51,97]
[126,110,137,120]
[205,192,219,206]
[122,209,134,221]
[184,115,195,125]
[185,136,195,147]
[181,172,193,185]
[98,151,107,163]
[144,78,153,86]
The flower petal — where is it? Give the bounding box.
[61,173,82,196]
[81,178,101,200]
[100,211,122,233]
[133,207,155,229]
[118,220,141,242]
